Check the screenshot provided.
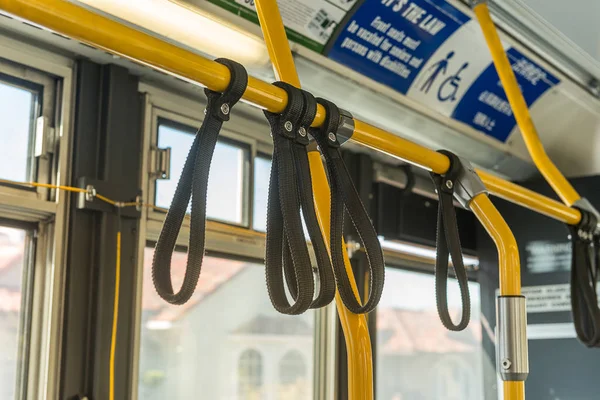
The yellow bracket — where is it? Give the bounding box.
[252,1,373,398]
[473,2,580,207]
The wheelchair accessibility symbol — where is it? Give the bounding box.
[420,51,469,103]
[438,62,469,102]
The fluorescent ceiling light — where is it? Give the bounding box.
[379,236,479,267]
[74,0,270,67]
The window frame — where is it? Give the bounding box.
[145,92,261,230]
[0,57,58,201]
[0,33,75,400]
[152,113,253,227]
[237,348,264,398]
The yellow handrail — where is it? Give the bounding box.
[473,2,580,207]
[0,0,582,228]
[252,0,373,398]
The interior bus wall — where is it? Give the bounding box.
[477,175,600,400]
[373,182,477,253]
[61,60,143,400]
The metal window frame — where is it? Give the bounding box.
[0,31,74,400]
[144,89,259,230]
[0,56,57,200]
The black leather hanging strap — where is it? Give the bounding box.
[568,208,600,347]
[152,59,248,305]
[310,98,385,314]
[430,150,471,331]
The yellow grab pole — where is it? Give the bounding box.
[471,194,521,296]
[0,0,583,228]
[473,2,580,207]
[353,120,450,174]
[503,381,526,400]
[309,151,374,399]
[477,170,580,225]
[253,0,300,87]
[471,194,525,400]
[252,1,373,398]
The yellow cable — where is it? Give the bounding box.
[0,178,88,193]
[32,182,88,193]
[96,193,117,206]
[109,229,121,400]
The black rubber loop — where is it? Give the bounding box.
[430,150,471,331]
[568,208,600,347]
[310,98,385,314]
[152,59,248,305]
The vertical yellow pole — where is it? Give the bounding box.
[252,1,373,398]
[309,151,374,400]
[471,194,525,400]
[473,2,580,207]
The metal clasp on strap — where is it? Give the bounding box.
[436,150,487,208]
[574,197,600,235]
[336,108,354,146]
[453,156,487,207]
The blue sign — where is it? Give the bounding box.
[328,0,470,93]
[326,0,560,142]
[452,48,560,142]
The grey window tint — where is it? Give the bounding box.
[155,122,247,224]
[0,81,35,182]
[0,226,30,399]
[138,248,315,400]
[279,349,306,385]
[253,156,271,232]
[377,268,487,400]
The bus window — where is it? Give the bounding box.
[377,268,488,400]
[139,248,315,400]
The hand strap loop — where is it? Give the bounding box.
[310,98,385,314]
[430,150,471,331]
[152,58,248,305]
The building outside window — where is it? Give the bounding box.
[238,349,263,399]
